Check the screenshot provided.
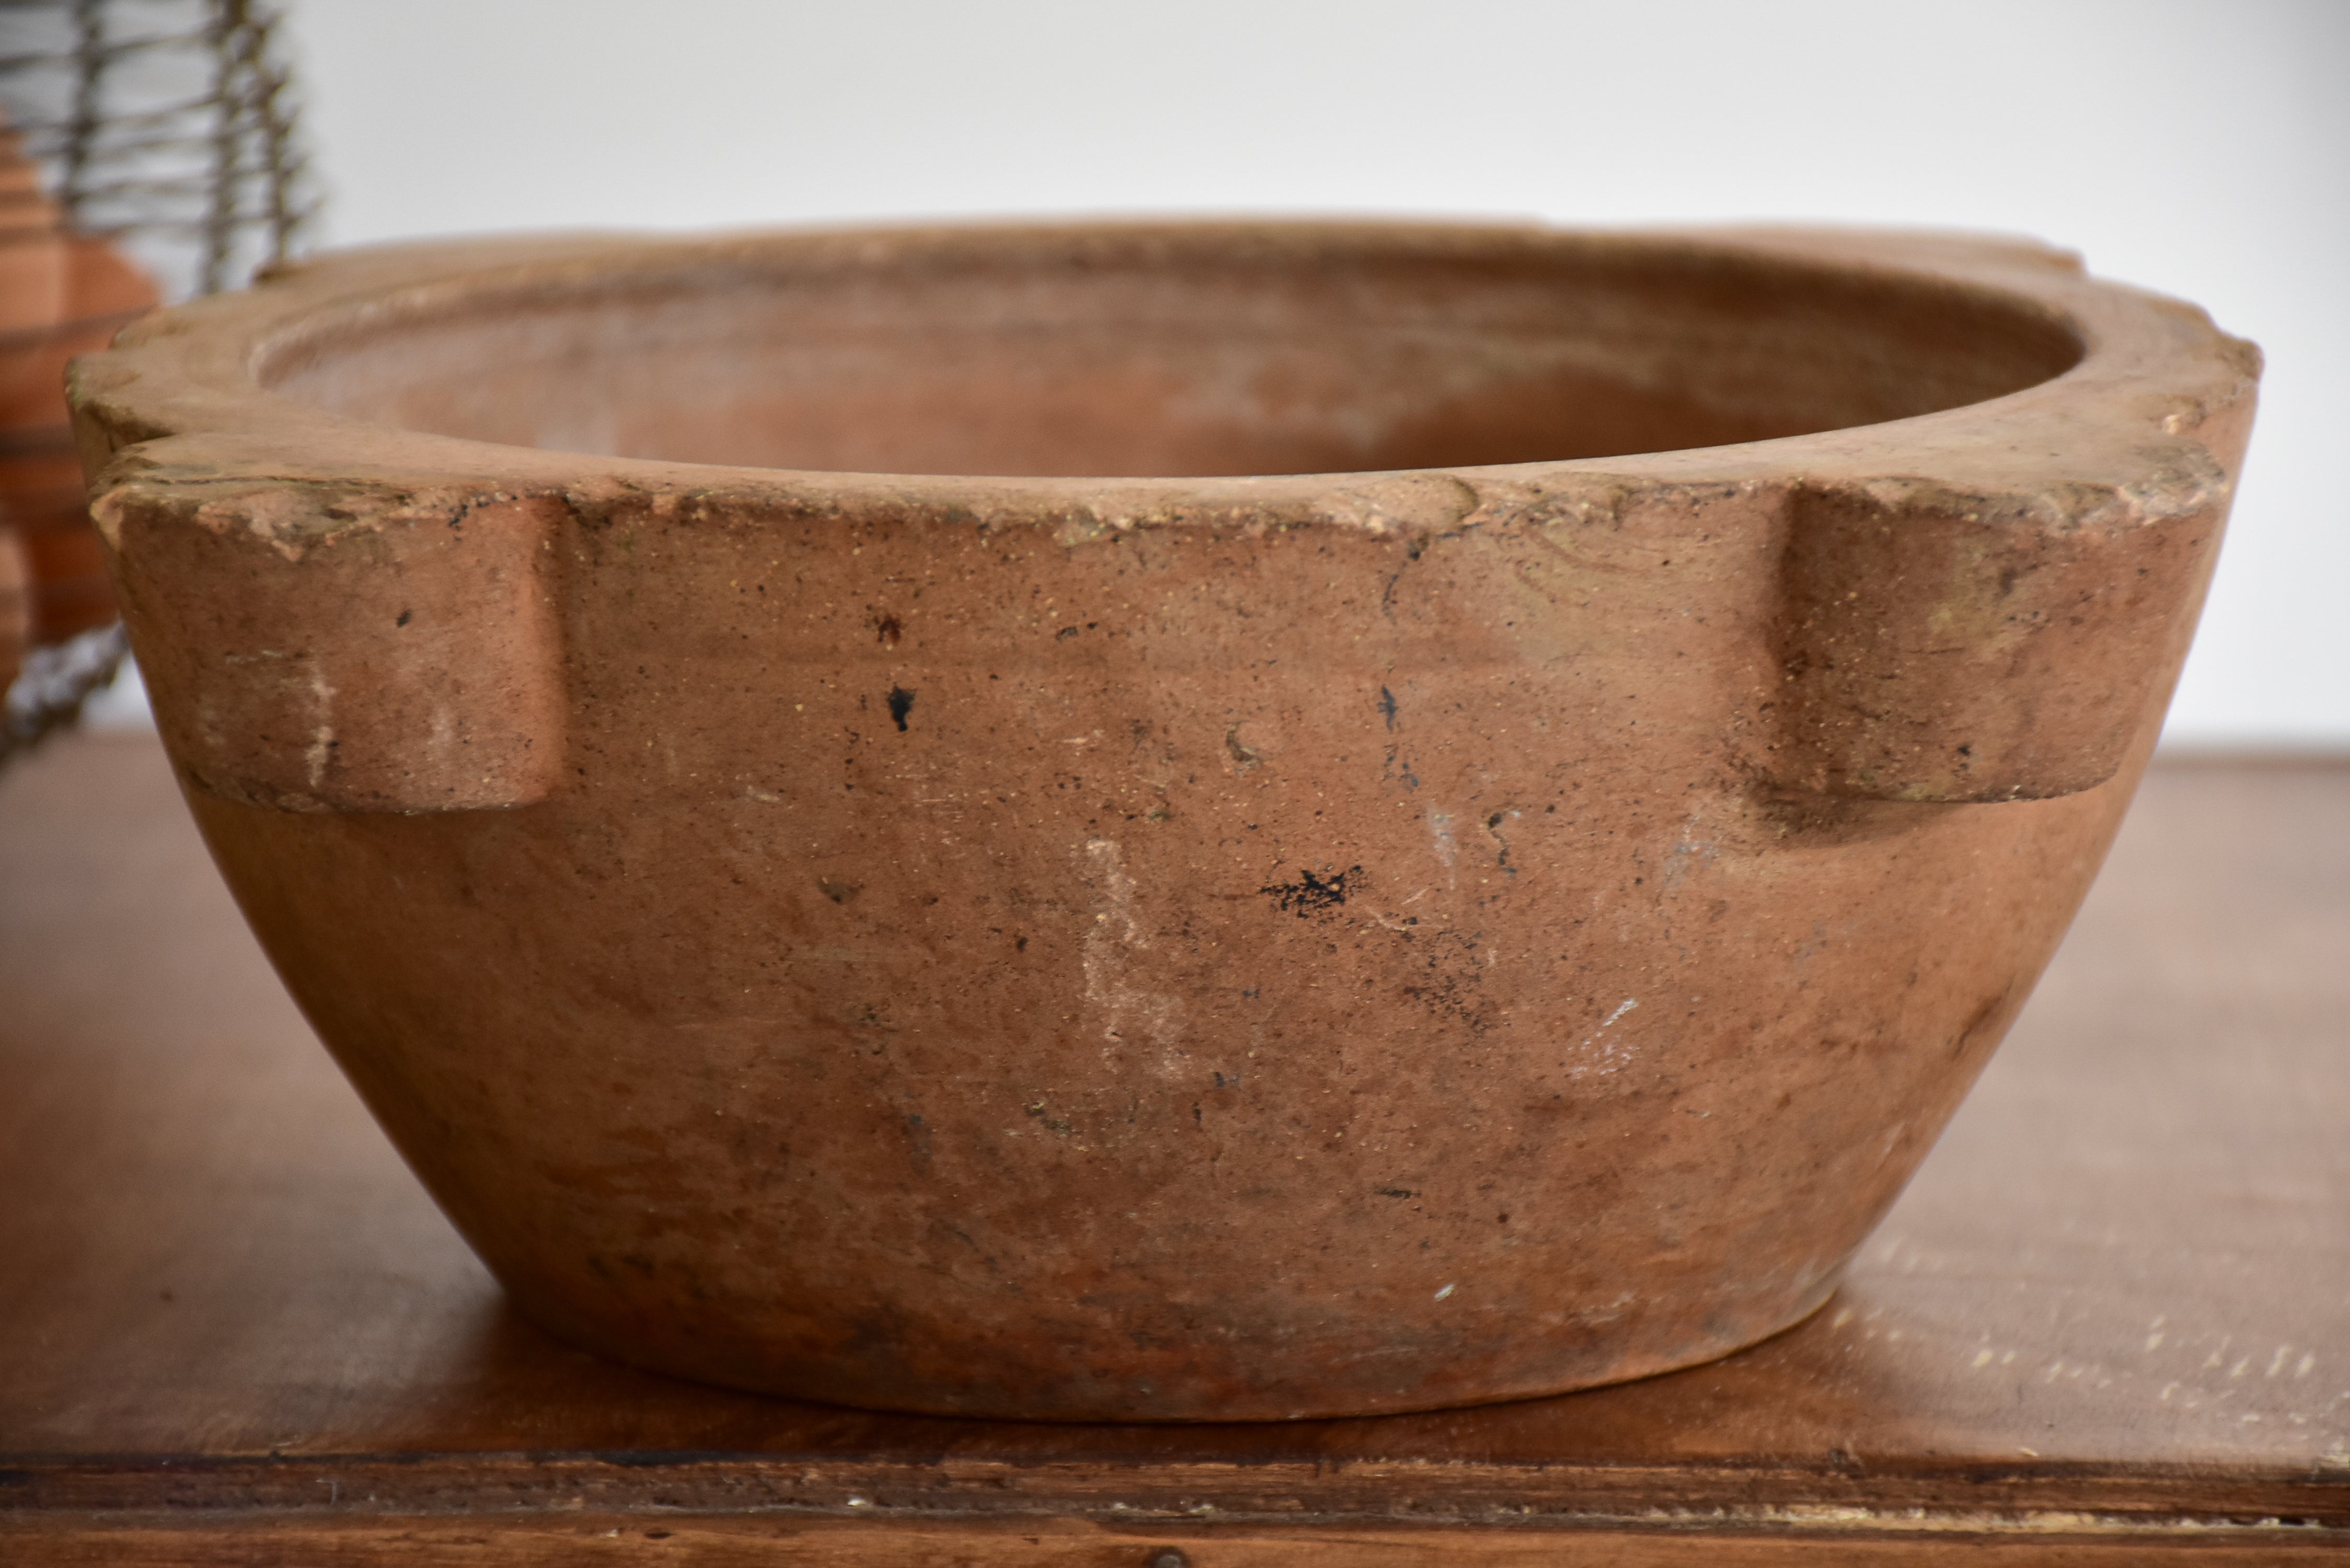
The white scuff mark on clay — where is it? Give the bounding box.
[1080,839,1184,1073]
[1087,838,1145,947]
[1569,1290,1637,1327]
[214,649,337,789]
[425,701,458,771]
[1425,810,1458,883]
[304,662,337,789]
[1433,1283,1456,1301]
[1879,1120,1911,1165]
[1661,826,1722,891]
[1567,997,1640,1077]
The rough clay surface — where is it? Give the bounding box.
[70,221,2257,1420]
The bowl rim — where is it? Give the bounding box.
[68,217,2259,541]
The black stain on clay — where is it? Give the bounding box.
[1024,1101,1076,1138]
[1260,865,1363,917]
[1403,929,1496,1035]
[1379,686,1398,730]
[887,687,916,731]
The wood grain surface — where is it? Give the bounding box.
[3,732,2345,1562]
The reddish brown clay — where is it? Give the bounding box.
[0,121,158,686]
[70,222,2257,1421]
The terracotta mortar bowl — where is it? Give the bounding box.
[72,222,2256,1421]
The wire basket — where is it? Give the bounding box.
[0,0,315,766]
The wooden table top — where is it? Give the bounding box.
[3,732,2345,1564]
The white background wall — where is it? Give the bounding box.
[272,0,2347,748]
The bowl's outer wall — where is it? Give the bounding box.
[70,223,2259,1419]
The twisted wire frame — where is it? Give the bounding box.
[0,0,317,765]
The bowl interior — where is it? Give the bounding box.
[258,233,2084,479]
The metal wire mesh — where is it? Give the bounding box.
[0,0,315,766]
[0,0,316,298]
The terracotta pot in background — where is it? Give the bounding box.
[0,128,61,698]
[70,222,2257,1420]
[0,126,157,696]
[0,516,24,691]
[0,133,67,343]
[0,235,157,643]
